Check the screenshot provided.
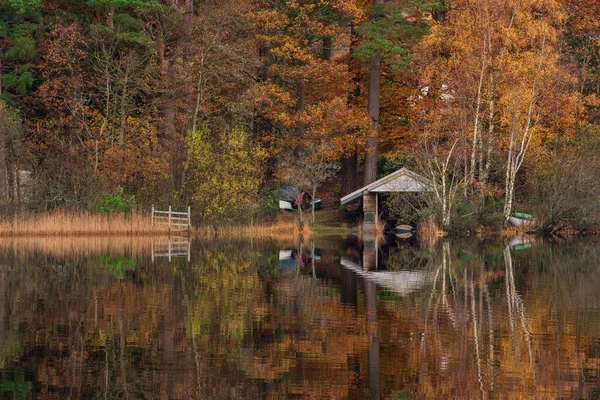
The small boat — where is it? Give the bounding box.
[508,212,536,229]
[395,224,415,239]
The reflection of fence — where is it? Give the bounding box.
[151,205,191,234]
[151,237,191,263]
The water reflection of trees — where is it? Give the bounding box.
[379,240,600,399]
[0,238,598,398]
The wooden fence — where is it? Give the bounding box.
[151,205,191,235]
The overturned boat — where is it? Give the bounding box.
[508,212,536,230]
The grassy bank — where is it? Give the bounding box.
[195,218,312,240]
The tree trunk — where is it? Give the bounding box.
[297,199,304,231]
[118,65,129,149]
[468,34,487,191]
[107,5,114,29]
[503,168,515,220]
[364,0,384,186]
[322,36,332,61]
[13,166,20,207]
[340,153,357,196]
[311,186,316,225]
[0,106,8,206]
[184,0,194,45]
[364,49,381,186]
[341,25,361,196]
[481,76,496,185]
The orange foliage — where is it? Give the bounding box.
[250,0,370,160]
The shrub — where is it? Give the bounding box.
[100,186,136,213]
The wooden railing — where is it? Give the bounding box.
[151,205,191,235]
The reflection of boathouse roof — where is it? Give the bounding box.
[341,257,432,296]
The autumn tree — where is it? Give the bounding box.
[185,125,265,224]
[250,0,369,175]
[417,0,578,222]
[355,0,436,185]
[561,0,600,132]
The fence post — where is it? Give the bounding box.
[168,205,172,234]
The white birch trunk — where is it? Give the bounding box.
[469,33,488,189]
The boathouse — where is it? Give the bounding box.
[340,167,433,236]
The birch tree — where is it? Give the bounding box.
[419,0,575,218]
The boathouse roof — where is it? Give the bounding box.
[340,167,433,205]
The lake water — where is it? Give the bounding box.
[0,235,598,399]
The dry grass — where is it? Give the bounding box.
[0,210,170,237]
[200,218,312,240]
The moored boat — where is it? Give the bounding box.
[508,212,536,229]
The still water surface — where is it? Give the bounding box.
[0,236,598,399]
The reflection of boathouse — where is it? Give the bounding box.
[341,257,432,296]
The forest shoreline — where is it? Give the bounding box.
[0,210,584,240]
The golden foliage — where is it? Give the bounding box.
[186,126,265,224]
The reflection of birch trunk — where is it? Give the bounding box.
[441,242,457,327]
[471,281,485,399]
[483,282,495,391]
[422,242,457,360]
[504,246,516,347]
[503,246,537,385]
[421,259,441,356]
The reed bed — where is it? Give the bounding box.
[0,211,170,237]
[0,210,317,244]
